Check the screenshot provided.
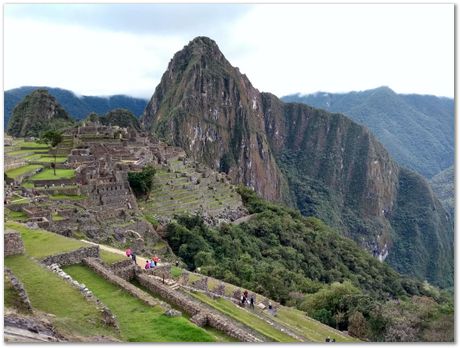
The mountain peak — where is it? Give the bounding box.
[187,36,219,49]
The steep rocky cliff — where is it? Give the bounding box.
[141,37,453,287]
[141,37,288,202]
[7,89,74,137]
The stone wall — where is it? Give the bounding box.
[43,186,81,196]
[83,258,166,309]
[136,274,260,342]
[4,232,25,256]
[32,179,75,187]
[108,259,137,281]
[41,246,99,266]
[4,268,33,312]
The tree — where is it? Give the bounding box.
[128,165,156,198]
[348,311,368,339]
[40,130,63,176]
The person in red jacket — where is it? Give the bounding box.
[145,260,151,269]
[125,248,132,257]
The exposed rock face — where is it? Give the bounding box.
[7,89,74,137]
[141,36,453,287]
[141,37,287,202]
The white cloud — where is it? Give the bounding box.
[4,3,454,98]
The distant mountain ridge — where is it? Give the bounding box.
[282,87,454,179]
[4,86,148,127]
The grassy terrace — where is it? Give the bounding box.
[5,164,43,179]
[5,255,120,340]
[5,221,87,259]
[30,168,75,180]
[31,156,68,163]
[19,141,50,149]
[100,249,126,265]
[274,307,358,342]
[189,291,297,342]
[4,209,28,222]
[65,265,215,342]
[141,161,241,218]
[50,194,87,201]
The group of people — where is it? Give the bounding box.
[125,248,161,269]
[325,337,336,342]
[240,290,255,309]
[145,256,160,269]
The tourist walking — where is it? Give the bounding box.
[131,252,137,264]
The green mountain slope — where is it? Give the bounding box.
[282,87,454,179]
[430,166,454,216]
[165,187,453,342]
[7,89,75,137]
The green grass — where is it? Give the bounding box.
[9,197,31,205]
[4,274,30,313]
[275,307,357,342]
[52,212,65,221]
[33,156,68,163]
[100,250,126,265]
[64,265,215,342]
[30,169,75,180]
[20,141,50,149]
[5,255,119,339]
[5,164,43,179]
[7,150,34,156]
[171,266,183,280]
[4,209,28,222]
[201,326,239,342]
[50,194,87,201]
[6,221,87,259]
[190,291,297,342]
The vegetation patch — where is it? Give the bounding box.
[6,164,43,179]
[5,221,87,259]
[50,194,87,201]
[64,265,215,342]
[30,168,75,180]
[100,250,126,265]
[5,255,118,339]
[189,291,297,342]
[4,208,28,222]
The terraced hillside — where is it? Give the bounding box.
[141,155,243,220]
[4,221,355,342]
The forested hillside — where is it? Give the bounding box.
[282,87,454,179]
[4,86,148,127]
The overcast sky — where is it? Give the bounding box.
[4,3,454,99]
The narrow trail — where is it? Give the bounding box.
[80,240,169,267]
